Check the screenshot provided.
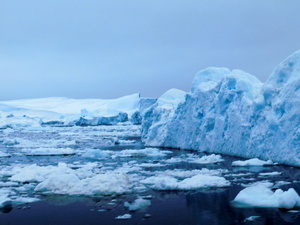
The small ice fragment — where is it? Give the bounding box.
[124,198,151,211]
[115,214,132,219]
[244,216,260,222]
[144,214,151,218]
[259,172,282,176]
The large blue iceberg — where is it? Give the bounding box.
[142,50,300,167]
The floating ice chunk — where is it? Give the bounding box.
[0,195,11,208]
[155,168,227,179]
[34,173,80,193]
[22,147,75,156]
[70,173,132,195]
[115,214,132,219]
[112,148,172,158]
[259,172,282,176]
[115,139,136,145]
[177,174,230,190]
[244,216,260,222]
[232,158,274,167]
[164,157,183,164]
[0,182,19,187]
[139,163,165,167]
[12,197,40,204]
[140,176,179,190]
[35,172,132,196]
[189,154,224,164]
[82,149,108,159]
[9,163,74,183]
[141,174,230,190]
[2,138,20,146]
[124,198,151,211]
[0,152,10,157]
[233,183,300,209]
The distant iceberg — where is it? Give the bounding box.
[142,50,300,167]
[0,94,143,128]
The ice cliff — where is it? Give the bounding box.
[142,50,300,167]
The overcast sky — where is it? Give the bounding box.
[1,0,300,100]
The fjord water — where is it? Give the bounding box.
[0,125,300,225]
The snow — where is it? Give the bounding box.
[124,198,151,211]
[233,183,300,209]
[141,49,300,167]
[232,158,274,167]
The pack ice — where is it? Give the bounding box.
[142,50,300,167]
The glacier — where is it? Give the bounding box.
[142,50,300,167]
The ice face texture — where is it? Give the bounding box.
[142,50,300,167]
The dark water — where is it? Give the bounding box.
[1,188,300,225]
[1,126,300,225]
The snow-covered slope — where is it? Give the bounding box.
[0,94,141,128]
[142,50,300,167]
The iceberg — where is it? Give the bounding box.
[142,50,300,167]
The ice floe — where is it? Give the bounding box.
[232,158,274,167]
[141,174,230,190]
[232,183,300,209]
